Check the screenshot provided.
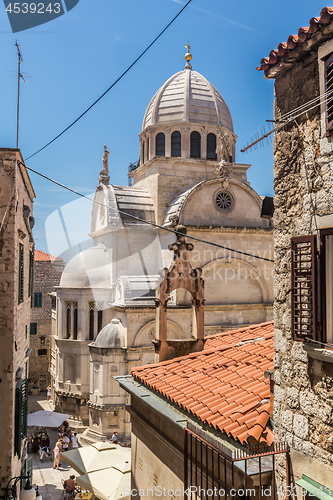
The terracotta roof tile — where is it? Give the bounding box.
[132,321,274,445]
[257,8,333,73]
[34,249,63,262]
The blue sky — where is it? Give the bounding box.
[0,0,326,254]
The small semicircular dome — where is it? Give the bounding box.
[94,319,125,348]
[142,70,233,132]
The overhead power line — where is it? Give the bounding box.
[24,0,193,161]
[19,160,274,264]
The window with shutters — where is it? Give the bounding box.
[324,53,333,134]
[21,457,33,489]
[190,131,201,158]
[18,243,24,304]
[14,378,28,457]
[291,235,317,341]
[171,131,181,157]
[34,292,42,307]
[28,248,34,297]
[155,133,165,156]
[30,322,37,335]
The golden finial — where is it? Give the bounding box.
[184,42,192,69]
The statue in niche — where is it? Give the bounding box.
[99,145,110,185]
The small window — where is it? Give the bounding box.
[33,292,42,308]
[38,349,47,356]
[30,323,37,335]
[18,244,24,304]
[324,53,333,134]
[155,133,165,156]
[190,132,201,158]
[73,307,78,340]
[66,307,71,339]
[98,310,103,333]
[207,133,217,160]
[147,137,149,161]
[142,141,145,164]
[89,302,95,340]
[171,131,181,157]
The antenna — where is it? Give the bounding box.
[15,40,24,149]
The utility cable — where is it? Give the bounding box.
[19,160,274,263]
[24,0,193,161]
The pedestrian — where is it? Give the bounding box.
[58,424,64,439]
[111,431,118,444]
[62,434,70,452]
[53,441,61,470]
[47,385,51,401]
[66,427,72,449]
[71,432,79,449]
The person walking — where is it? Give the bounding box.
[47,385,51,401]
[62,434,70,452]
[111,431,118,444]
[66,428,73,450]
[71,432,79,449]
[53,441,61,470]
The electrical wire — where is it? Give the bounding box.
[24,0,193,161]
[18,160,274,263]
[274,88,333,123]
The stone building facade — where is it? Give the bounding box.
[0,148,35,494]
[52,50,274,443]
[29,250,64,392]
[258,7,333,495]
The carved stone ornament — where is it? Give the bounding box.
[215,160,232,189]
[219,131,233,160]
[99,145,110,185]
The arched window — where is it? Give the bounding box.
[171,131,181,157]
[142,141,145,164]
[147,137,149,161]
[190,131,201,158]
[155,133,165,156]
[207,133,217,160]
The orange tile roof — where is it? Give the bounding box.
[257,7,333,73]
[34,249,63,262]
[132,321,274,447]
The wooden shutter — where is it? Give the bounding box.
[18,243,24,304]
[28,248,34,297]
[325,53,333,134]
[14,379,28,458]
[21,456,33,489]
[291,235,317,341]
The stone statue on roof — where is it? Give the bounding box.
[99,145,110,185]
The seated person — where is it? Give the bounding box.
[65,475,76,496]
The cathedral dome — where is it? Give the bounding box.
[142,68,233,132]
[94,319,125,348]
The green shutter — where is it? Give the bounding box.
[21,456,33,489]
[28,249,34,298]
[14,379,28,458]
[30,323,37,335]
[18,244,24,304]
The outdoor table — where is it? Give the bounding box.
[74,493,93,500]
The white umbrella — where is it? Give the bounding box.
[27,410,71,427]
[60,442,131,475]
[75,466,130,500]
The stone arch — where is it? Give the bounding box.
[200,257,270,305]
[134,319,185,347]
[64,355,75,383]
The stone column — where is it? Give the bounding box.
[201,131,207,160]
[182,130,190,159]
[165,130,171,157]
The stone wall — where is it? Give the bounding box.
[29,260,63,391]
[0,149,34,489]
[272,48,333,492]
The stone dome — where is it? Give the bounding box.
[59,243,111,288]
[94,319,125,348]
[142,68,233,132]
